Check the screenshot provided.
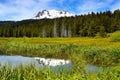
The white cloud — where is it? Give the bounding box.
[77,0,114,14]
[0,0,120,20]
[110,0,120,11]
[0,0,54,20]
[77,1,103,14]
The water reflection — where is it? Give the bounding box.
[0,55,38,67]
[0,55,72,70]
[0,55,107,73]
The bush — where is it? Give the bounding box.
[110,31,120,42]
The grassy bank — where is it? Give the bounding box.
[0,63,120,80]
[0,37,120,79]
[0,37,120,66]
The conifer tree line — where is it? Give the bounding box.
[0,9,120,37]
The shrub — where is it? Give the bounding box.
[110,31,120,42]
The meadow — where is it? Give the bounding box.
[0,36,120,80]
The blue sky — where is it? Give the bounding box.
[0,0,120,20]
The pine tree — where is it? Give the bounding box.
[99,26,106,37]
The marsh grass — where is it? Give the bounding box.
[0,38,120,66]
[0,37,120,79]
[0,63,120,80]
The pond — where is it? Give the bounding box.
[0,55,105,73]
[0,55,72,70]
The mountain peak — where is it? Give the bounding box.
[33,10,74,19]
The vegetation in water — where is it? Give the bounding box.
[0,63,120,80]
[0,37,120,66]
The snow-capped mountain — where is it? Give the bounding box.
[33,10,74,19]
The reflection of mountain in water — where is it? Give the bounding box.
[0,55,72,70]
[0,55,109,73]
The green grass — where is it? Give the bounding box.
[0,37,120,79]
[0,63,120,80]
[0,38,120,66]
[110,31,120,42]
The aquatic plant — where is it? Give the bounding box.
[0,63,120,80]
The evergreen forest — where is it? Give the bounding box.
[0,9,120,37]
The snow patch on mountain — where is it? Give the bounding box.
[33,10,74,19]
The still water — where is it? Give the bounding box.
[0,55,72,70]
[0,55,104,72]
